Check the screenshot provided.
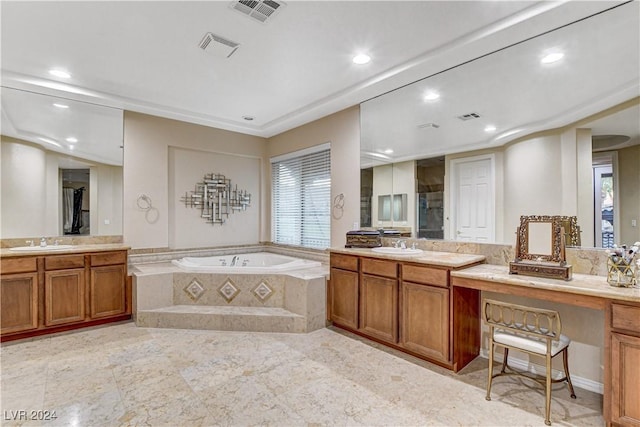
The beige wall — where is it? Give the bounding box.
[266,106,361,248]
[618,144,640,244]
[1,136,122,238]
[1,137,48,237]
[168,147,260,248]
[123,112,267,249]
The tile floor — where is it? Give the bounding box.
[1,322,603,426]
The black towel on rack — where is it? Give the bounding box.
[71,187,84,233]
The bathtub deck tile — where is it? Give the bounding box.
[136,305,308,333]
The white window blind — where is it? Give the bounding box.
[271,146,331,249]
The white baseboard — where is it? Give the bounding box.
[478,349,603,395]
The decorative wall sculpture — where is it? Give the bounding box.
[180,173,251,225]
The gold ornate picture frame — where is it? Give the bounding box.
[511,215,572,280]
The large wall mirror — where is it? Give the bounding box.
[360,2,640,249]
[1,87,124,239]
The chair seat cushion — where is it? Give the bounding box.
[494,330,570,356]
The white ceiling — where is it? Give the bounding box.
[1,1,638,164]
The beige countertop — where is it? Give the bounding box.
[451,263,640,303]
[330,247,486,269]
[0,243,130,258]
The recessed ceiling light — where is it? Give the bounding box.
[66,137,78,143]
[541,52,564,64]
[68,145,74,150]
[352,54,371,65]
[383,149,394,154]
[53,103,69,109]
[424,92,440,101]
[49,69,71,79]
[242,116,254,121]
[484,125,497,132]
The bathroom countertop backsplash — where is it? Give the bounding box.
[380,238,610,277]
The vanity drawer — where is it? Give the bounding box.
[401,264,448,288]
[45,254,85,270]
[1,257,38,274]
[612,303,640,333]
[362,258,398,278]
[91,251,127,267]
[330,253,359,272]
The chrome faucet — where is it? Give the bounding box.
[40,237,47,247]
[394,239,407,249]
[231,255,240,266]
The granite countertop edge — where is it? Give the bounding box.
[0,243,131,257]
[450,263,640,303]
[330,247,486,268]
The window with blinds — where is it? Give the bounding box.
[271,146,331,249]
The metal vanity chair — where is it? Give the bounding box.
[483,299,576,426]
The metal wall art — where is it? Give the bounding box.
[180,173,251,225]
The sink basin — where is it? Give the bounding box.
[9,245,75,252]
[371,247,423,256]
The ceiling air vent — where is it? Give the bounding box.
[198,33,240,58]
[457,112,481,121]
[230,0,286,24]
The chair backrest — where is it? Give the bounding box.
[482,299,562,341]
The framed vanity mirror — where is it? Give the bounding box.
[510,215,572,280]
[515,215,565,264]
[0,87,124,239]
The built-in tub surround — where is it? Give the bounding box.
[131,246,328,333]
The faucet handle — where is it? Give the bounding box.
[26,240,34,247]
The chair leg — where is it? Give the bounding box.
[501,347,509,373]
[486,338,494,401]
[544,352,552,426]
[563,348,577,399]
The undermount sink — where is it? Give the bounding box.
[9,245,75,252]
[371,247,423,256]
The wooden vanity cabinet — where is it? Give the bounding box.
[609,302,640,426]
[44,254,86,326]
[400,264,449,362]
[360,258,398,344]
[90,252,127,318]
[329,254,359,330]
[0,249,130,342]
[0,257,39,334]
[329,251,481,372]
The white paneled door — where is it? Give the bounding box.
[451,156,494,242]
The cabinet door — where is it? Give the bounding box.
[329,268,359,330]
[611,332,640,425]
[45,269,85,326]
[91,264,126,318]
[1,273,39,334]
[401,281,450,362]
[360,274,398,344]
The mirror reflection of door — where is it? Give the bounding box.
[593,156,616,248]
[450,155,495,242]
[61,169,90,235]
